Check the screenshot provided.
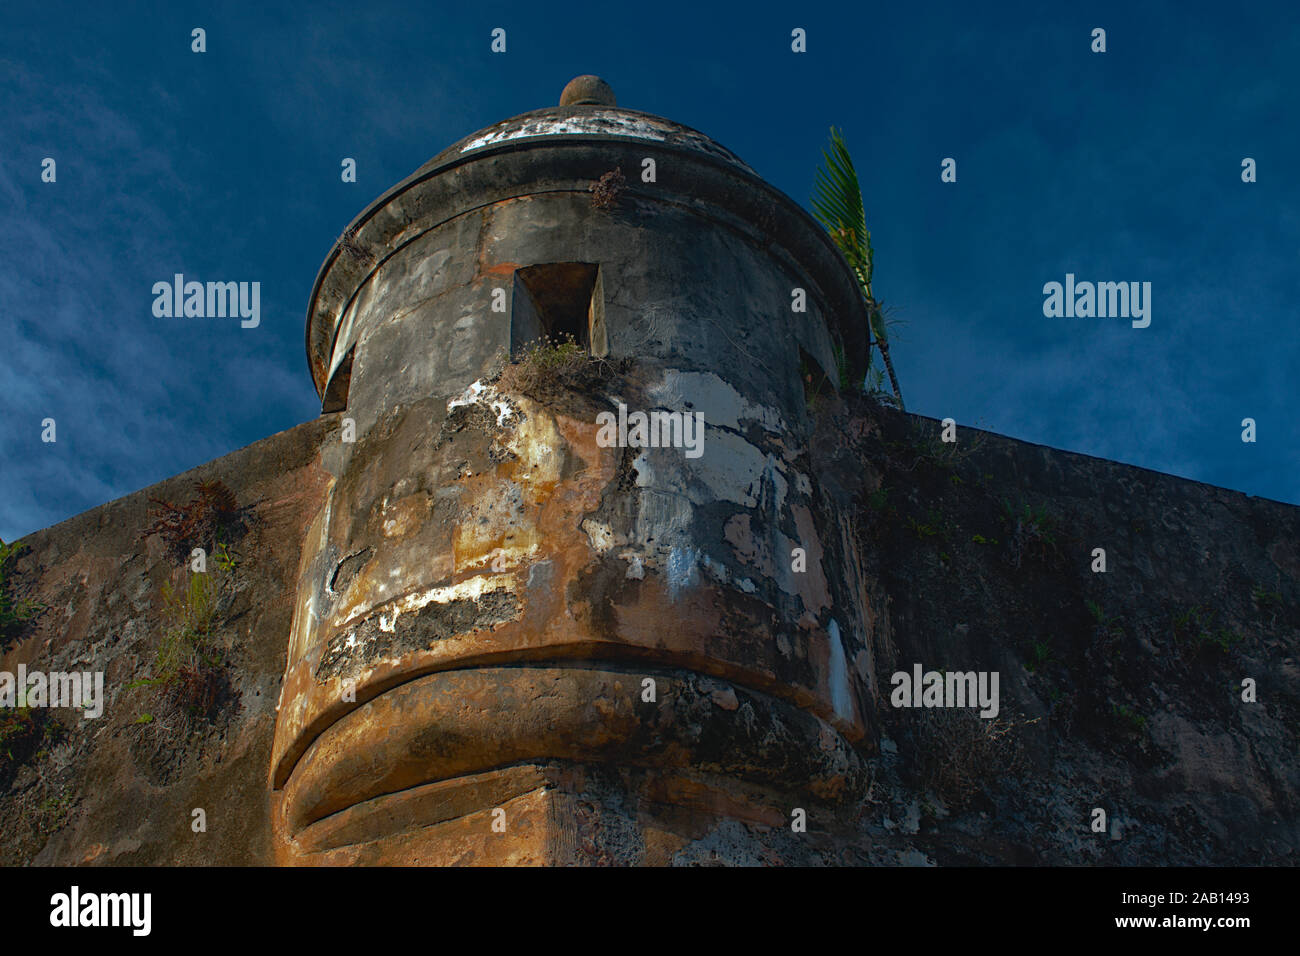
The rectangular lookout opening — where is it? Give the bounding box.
[510,262,606,357]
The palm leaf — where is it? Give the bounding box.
[811,127,873,296]
[810,127,904,409]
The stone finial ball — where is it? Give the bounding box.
[560,75,616,107]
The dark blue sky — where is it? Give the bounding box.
[3,0,1297,540]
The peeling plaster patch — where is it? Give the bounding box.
[827,619,853,722]
[647,369,786,434]
[461,541,539,575]
[755,454,790,513]
[724,513,779,590]
[666,546,699,599]
[723,513,754,555]
[341,574,511,631]
[461,115,675,152]
[698,552,754,594]
[490,398,516,427]
[620,552,645,579]
[448,379,488,411]
[630,485,692,551]
[700,553,732,589]
[526,560,554,589]
[787,505,830,614]
[456,114,752,170]
[447,379,518,426]
[693,431,784,509]
[635,431,776,509]
[582,519,615,553]
[395,573,510,611]
[291,593,316,665]
[771,532,801,598]
[455,480,536,568]
[631,450,654,488]
[317,576,521,683]
[380,494,429,538]
[500,398,564,483]
[317,498,333,552]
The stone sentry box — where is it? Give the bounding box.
[273,77,880,863]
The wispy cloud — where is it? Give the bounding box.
[1,1,1296,544]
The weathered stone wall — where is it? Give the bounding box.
[0,416,338,865]
[815,400,1299,865]
[271,360,877,864]
[2,396,1294,865]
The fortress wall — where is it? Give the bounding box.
[1,415,338,865]
[819,403,1300,864]
[2,401,1295,864]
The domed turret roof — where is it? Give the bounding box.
[304,76,868,398]
[415,99,757,181]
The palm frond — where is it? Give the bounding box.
[811,127,873,295]
[811,127,905,409]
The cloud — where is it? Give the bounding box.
[0,57,307,539]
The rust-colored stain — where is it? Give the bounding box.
[270,380,872,863]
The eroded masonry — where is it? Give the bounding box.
[276,73,875,863]
[2,77,1296,866]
